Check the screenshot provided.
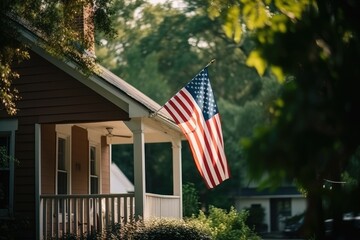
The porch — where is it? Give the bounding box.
[40,193,181,238]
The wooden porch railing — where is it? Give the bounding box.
[40,193,134,239]
[145,193,181,218]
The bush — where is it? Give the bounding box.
[120,218,211,240]
[183,182,201,217]
[45,207,260,239]
[187,206,261,240]
[245,205,267,233]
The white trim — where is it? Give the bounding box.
[88,129,102,194]
[35,124,41,240]
[56,132,71,194]
[89,144,100,194]
[172,139,182,218]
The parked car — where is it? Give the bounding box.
[283,216,304,238]
[325,212,360,238]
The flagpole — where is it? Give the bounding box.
[150,59,216,118]
[205,59,215,68]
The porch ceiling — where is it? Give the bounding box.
[77,118,180,144]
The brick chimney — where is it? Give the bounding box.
[64,1,95,54]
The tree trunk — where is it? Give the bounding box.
[303,182,325,239]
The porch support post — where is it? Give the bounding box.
[126,118,146,219]
[35,124,41,240]
[172,138,182,218]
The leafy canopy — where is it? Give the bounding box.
[0,0,115,115]
[212,0,360,237]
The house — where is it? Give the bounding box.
[235,185,307,233]
[0,14,184,240]
[110,162,134,194]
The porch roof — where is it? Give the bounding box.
[14,18,180,135]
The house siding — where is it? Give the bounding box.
[0,50,129,239]
[12,119,37,239]
[4,51,129,124]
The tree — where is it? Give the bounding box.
[1,0,115,115]
[210,0,360,238]
[97,0,281,210]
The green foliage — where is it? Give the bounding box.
[0,146,19,168]
[1,0,114,115]
[208,0,313,81]
[45,209,259,240]
[120,218,211,240]
[112,143,173,195]
[98,0,282,210]
[0,218,30,240]
[213,0,360,238]
[245,205,266,233]
[183,182,201,217]
[188,206,261,240]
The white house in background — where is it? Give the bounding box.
[235,186,307,233]
[110,162,134,193]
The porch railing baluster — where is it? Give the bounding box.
[111,197,115,226]
[117,196,121,223]
[73,197,77,235]
[124,197,128,223]
[67,197,71,234]
[40,194,135,238]
[61,197,65,237]
[54,197,58,238]
[87,197,91,234]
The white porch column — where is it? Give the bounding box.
[125,118,145,219]
[172,138,183,218]
[35,124,41,240]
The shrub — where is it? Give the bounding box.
[187,206,261,240]
[183,182,201,217]
[245,205,267,233]
[119,218,211,240]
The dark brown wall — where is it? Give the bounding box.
[0,51,129,123]
[0,50,129,239]
[13,118,37,239]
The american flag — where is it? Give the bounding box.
[164,67,230,188]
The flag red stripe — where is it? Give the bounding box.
[207,115,229,178]
[180,90,222,187]
[164,93,215,186]
[163,72,230,188]
[166,90,219,187]
[176,91,218,187]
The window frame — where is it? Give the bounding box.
[0,119,18,218]
[89,142,100,194]
[56,133,70,195]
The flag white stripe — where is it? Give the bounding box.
[206,117,226,180]
[164,93,214,186]
[163,68,230,188]
[211,115,228,177]
[213,114,229,178]
[181,90,220,187]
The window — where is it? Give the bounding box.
[0,120,17,218]
[278,198,291,217]
[0,134,10,211]
[57,137,68,194]
[89,146,98,194]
